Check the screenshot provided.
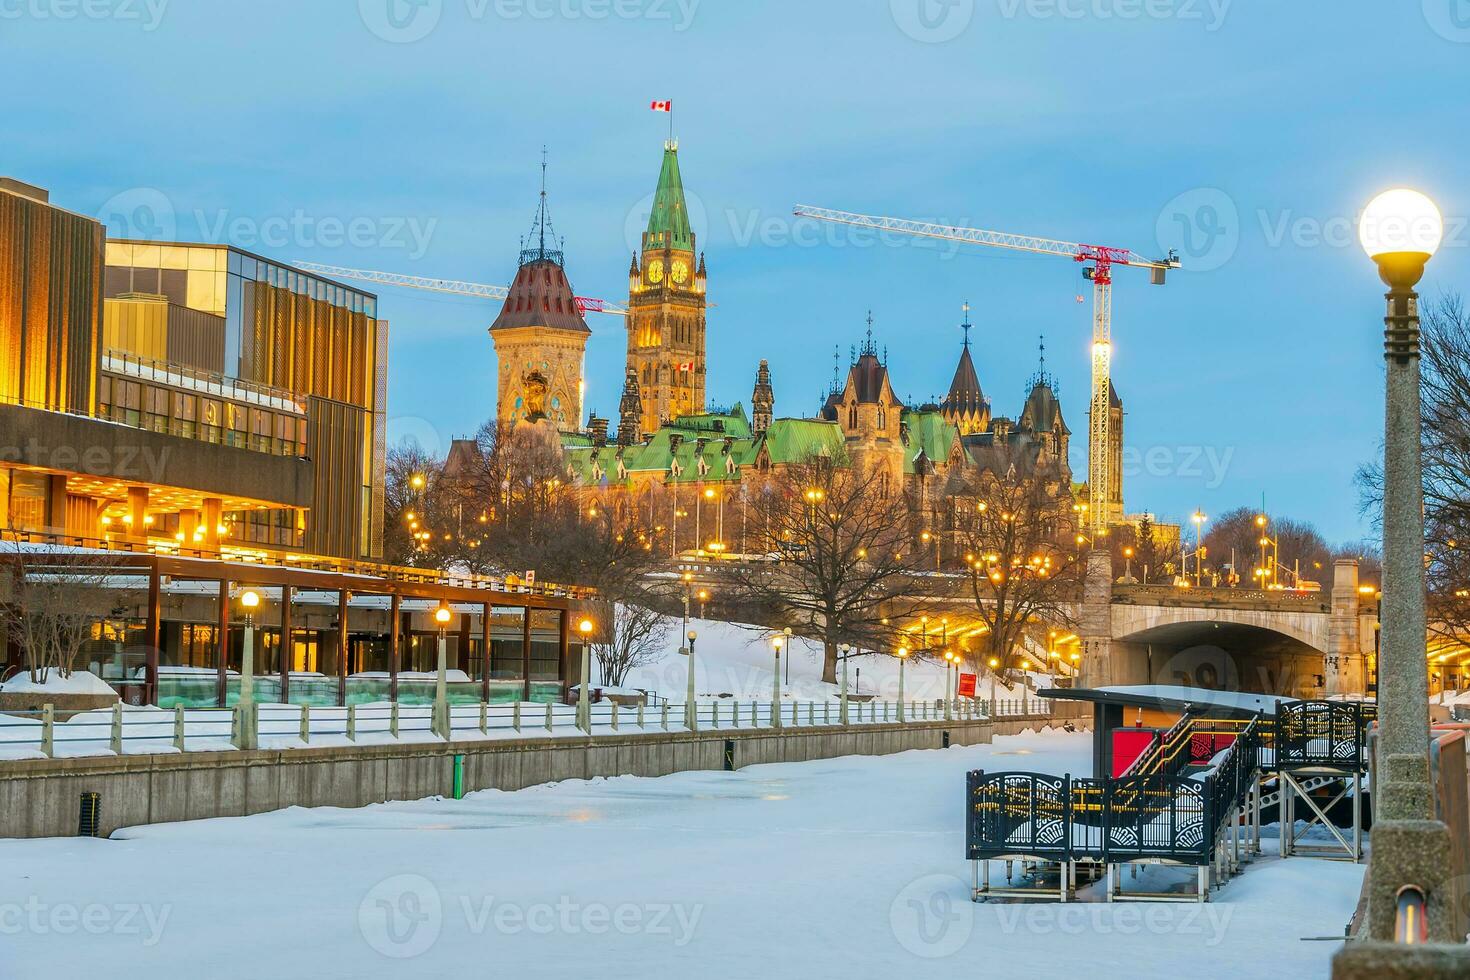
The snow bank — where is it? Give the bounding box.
[1,670,116,696]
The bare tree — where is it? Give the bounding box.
[948,446,1086,678]
[589,601,672,688]
[384,439,447,568]
[724,456,929,683]
[0,545,138,684]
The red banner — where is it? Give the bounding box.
[957,673,977,698]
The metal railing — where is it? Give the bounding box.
[0,695,1037,760]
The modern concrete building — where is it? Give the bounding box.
[0,179,592,708]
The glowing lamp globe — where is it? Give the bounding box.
[434,605,452,626]
[1360,189,1443,287]
[240,590,260,610]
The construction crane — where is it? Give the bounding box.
[791,205,1179,538]
[290,262,630,316]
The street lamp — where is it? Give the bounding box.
[838,642,851,724]
[943,650,957,721]
[237,589,261,750]
[1351,187,1459,947]
[1190,510,1208,587]
[1361,187,1442,796]
[577,618,594,732]
[988,656,1002,704]
[771,632,785,728]
[432,603,452,739]
[896,646,909,722]
[686,629,698,731]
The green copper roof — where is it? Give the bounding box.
[759,419,847,465]
[666,404,751,440]
[645,144,694,252]
[901,410,961,475]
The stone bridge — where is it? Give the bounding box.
[1078,556,1375,698]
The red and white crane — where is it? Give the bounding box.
[791,205,1180,538]
[290,262,630,316]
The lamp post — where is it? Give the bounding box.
[1190,510,1208,587]
[771,633,784,728]
[783,626,792,685]
[988,656,1001,704]
[896,646,909,722]
[838,643,850,724]
[685,629,698,731]
[1351,187,1457,948]
[943,650,956,721]
[432,603,452,740]
[237,590,260,750]
[577,618,594,732]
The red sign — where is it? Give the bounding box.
[957,673,977,699]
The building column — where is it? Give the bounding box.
[128,487,149,542]
[216,579,230,707]
[45,475,68,536]
[145,563,161,705]
[1078,550,1114,690]
[180,509,202,552]
[558,610,572,695]
[388,592,401,703]
[202,498,223,553]
[279,585,293,704]
[337,590,350,707]
[481,602,492,704]
[521,607,532,703]
[1327,559,1366,696]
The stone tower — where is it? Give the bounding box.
[617,367,643,446]
[489,155,590,432]
[1107,381,1125,526]
[626,140,707,435]
[751,359,774,436]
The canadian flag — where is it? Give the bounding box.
[650,100,673,113]
[678,361,693,372]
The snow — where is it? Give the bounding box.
[619,615,1035,703]
[0,729,1366,979]
[0,670,117,696]
[1098,685,1295,713]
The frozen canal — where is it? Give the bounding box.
[0,730,1365,979]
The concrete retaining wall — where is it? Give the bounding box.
[0,715,1073,840]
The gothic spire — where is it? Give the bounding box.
[520,147,564,267]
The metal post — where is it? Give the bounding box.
[772,640,782,729]
[390,700,399,739]
[173,704,185,751]
[299,703,309,744]
[41,704,54,757]
[897,656,906,723]
[110,701,123,754]
[611,702,619,731]
[545,701,553,732]
[512,700,521,733]
[479,701,488,736]
[661,702,669,731]
[347,704,357,742]
[839,650,849,725]
[336,590,349,708]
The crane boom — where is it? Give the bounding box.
[793,205,1178,537]
[290,261,629,316]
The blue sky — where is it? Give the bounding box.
[4,0,1468,543]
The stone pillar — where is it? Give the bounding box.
[202,498,223,553]
[1078,550,1114,690]
[127,486,149,542]
[1326,559,1366,696]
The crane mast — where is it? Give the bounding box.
[792,206,1178,538]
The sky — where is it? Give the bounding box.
[3,0,1468,543]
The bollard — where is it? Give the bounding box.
[347,704,357,742]
[173,704,185,752]
[41,704,55,758]
[661,702,670,731]
[110,701,123,755]
[390,701,399,739]
[513,700,521,733]
[545,702,554,732]
[300,703,310,744]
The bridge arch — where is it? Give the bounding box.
[1110,603,1331,698]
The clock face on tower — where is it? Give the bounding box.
[647,260,665,285]
[671,259,690,284]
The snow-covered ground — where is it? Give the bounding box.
[0,730,1365,979]
[620,615,1036,703]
